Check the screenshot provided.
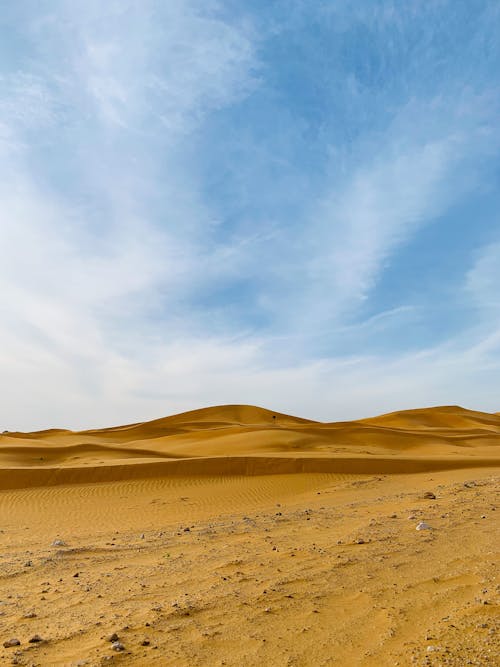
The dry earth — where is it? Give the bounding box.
[0,405,498,666]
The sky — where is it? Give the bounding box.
[1,0,499,430]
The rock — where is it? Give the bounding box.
[3,638,20,648]
[29,634,44,643]
[141,639,150,646]
[426,645,441,652]
[112,641,125,652]
[107,632,119,643]
[51,539,66,547]
[24,560,32,567]
[423,492,436,499]
[264,607,271,613]
[140,533,145,539]
[355,538,365,544]
[416,522,432,531]
[407,514,417,520]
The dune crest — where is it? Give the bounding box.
[1,404,499,490]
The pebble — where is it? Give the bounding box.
[112,641,125,652]
[107,632,119,642]
[51,539,66,547]
[423,492,436,499]
[416,522,432,531]
[29,634,44,643]
[2,638,20,648]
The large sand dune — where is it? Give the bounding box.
[1,404,499,490]
[0,406,498,666]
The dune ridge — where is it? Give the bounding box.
[1,404,499,490]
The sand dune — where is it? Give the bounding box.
[0,405,498,665]
[1,404,499,490]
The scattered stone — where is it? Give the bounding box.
[416,522,432,531]
[141,639,150,646]
[140,533,145,539]
[29,634,44,643]
[73,572,79,578]
[355,538,365,544]
[23,612,37,618]
[426,645,441,652]
[464,481,476,488]
[112,641,125,652]
[423,492,436,499]
[264,607,271,613]
[107,633,119,643]
[3,638,20,648]
[51,539,66,547]
[24,560,32,567]
[407,514,417,520]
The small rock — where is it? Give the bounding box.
[29,634,44,643]
[264,607,271,613]
[3,638,20,648]
[423,492,436,499]
[24,560,32,567]
[355,538,365,544]
[112,641,125,652]
[416,521,432,531]
[140,533,145,539]
[51,539,66,547]
[426,645,441,652]
[141,639,150,646]
[407,514,417,520]
[107,633,119,643]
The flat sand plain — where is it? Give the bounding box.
[0,405,498,666]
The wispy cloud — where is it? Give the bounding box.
[0,1,499,429]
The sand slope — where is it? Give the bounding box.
[2,404,500,487]
[1,404,499,490]
[0,405,498,665]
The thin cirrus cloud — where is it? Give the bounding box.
[0,1,499,430]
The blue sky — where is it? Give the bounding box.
[1,1,499,429]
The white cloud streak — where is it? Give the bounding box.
[0,2,499,430]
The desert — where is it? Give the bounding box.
[0,404,498,666]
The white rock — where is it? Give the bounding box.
[51,539,66,547]
[416,521,432,531]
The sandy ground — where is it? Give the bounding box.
[0,405,498,666]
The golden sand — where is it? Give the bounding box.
[0,405,498,665]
